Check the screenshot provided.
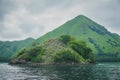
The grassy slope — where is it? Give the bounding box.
[0,38,34,62]
[33,15,120,56]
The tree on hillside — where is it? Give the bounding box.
[68,40,95,63]
[59,35,73,44]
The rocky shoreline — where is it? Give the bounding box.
[9,61,90,67]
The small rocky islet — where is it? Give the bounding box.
[10,35,95,65]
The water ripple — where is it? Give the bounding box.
[0,63,120,80]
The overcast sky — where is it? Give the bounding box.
[0,0,120,41]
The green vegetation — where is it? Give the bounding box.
[29,15,120,62]
[2,15,120,62]
[59,35,73,44]
[53,49,82,63]
[0,38,34,62]
[68,41,96,63]
[10,35,95,64]
[15,46,45,63]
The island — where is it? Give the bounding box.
[10,35,96,65]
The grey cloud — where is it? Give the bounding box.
[0,26,27,41]
[20,23,36,33]
[26,0,82,14]
[0,0,18,21]
[26,0,63,14]
[0,0,120,41]
[0,22,4,32]
[20,24,44,34]
[19,20,45,38]
[0,33,21,38]
[0,31,23,41]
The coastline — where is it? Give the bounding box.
[8,62,96,67]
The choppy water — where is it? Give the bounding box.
[0,63,120,80]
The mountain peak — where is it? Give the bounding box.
[76,15,87,18]
[75,15,89,20]
[70,15,94,25]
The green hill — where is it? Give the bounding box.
[0,38,34,62]
[10,35,95,64]
[31,15,120,61]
